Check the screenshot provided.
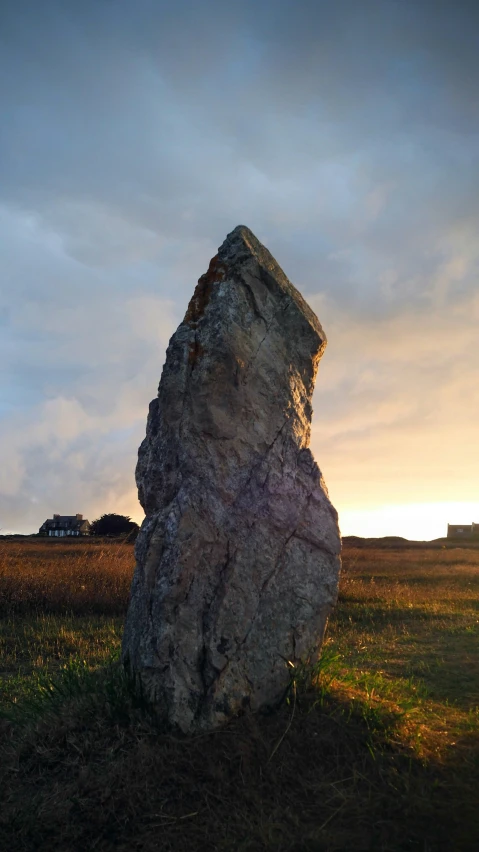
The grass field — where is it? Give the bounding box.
[0,538,478,851]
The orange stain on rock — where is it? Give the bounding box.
[184,255,228,327]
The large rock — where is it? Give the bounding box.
[122,225,341,732]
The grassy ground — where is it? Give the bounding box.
[0,539,478,851]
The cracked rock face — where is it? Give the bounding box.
[121,225,341,732]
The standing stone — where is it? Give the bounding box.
[122,225,341,732]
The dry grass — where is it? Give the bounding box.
[0,539,130,706]
[0,539,478,851]
[0,538,133,615]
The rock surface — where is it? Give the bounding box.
[122,225,341,732]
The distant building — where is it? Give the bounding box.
[39,514,91,537]
[447,523,479,539]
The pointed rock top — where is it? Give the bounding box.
[216,225,326,342]
[218,224,288,275]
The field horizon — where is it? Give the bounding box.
[3,531,479,547]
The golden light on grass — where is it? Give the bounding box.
[0,538,134,616]
[327,545,479,763]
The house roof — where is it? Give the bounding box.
[40,516,90,529]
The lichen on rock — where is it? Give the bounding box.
[122,225,341,732]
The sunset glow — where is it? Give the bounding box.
[338,502,479,542]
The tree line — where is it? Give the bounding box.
[89,513,140,540]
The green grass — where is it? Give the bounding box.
[327,548,479,760]
[1,540,478,851]
[0,614,123,706]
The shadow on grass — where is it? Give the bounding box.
[332,604,479,713]
[1,661,478,852]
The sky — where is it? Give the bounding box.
[1,0,478,539]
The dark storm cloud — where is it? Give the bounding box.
[1,0,478,533]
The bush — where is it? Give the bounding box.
[89,514,139,540]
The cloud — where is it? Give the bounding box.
[0,205,177,531]
[0,0,478,534]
